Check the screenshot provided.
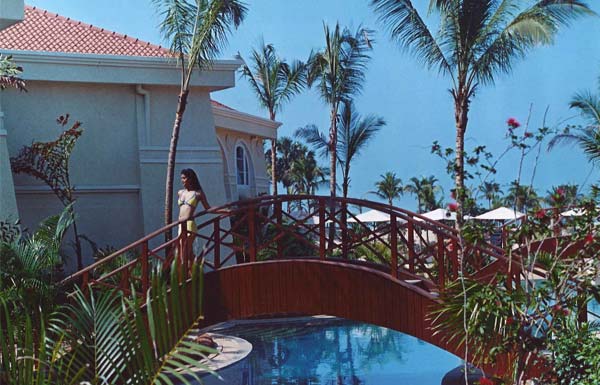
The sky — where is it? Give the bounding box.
[24,0,600,210]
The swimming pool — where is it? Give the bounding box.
[202,318,462,385]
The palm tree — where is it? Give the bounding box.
[503,181,540,212]
[289,151,328,195]
[0,261,215,385]
[371,0,593,222]
[307,23,373,199]
[240,41,307,195]
[266,137,309,194]
[549,81,600,162]
[296,101,385,198]
[545,184,581,207]
[372,172,403,206]
[0,205,73,325]
[153,0,247,236]
[479,181,502,209]
[404,175,442,213]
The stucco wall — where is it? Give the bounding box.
[216,128,270,201]
[4,80,229,269]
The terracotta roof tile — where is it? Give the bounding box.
[0,6,172,57]
[210,100,236,111]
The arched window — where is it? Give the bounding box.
[236,145,249,186]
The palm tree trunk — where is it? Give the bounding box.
[454,95,469,227]
[164,89,189,242]
[271,139,278,195]
[328,108,338,252]
[342,163,350,199]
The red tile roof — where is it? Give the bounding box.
[210,100,235,111]
[0,6,171,57]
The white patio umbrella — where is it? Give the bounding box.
[474,206,525,221]
[419,208,456,221]
[560,208,586,217]
[351,209,407,224]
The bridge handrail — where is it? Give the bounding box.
[61,195,514,292]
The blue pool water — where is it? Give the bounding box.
[203,318,462,385]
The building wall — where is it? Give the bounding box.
[216,127,270,201]
[4,80,231,268]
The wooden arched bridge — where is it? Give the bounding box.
[61,195,579,376]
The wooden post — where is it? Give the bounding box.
[248,205,257,262]
[141,241,149,293]
[179,223,187,277]
[319,199,326,260]
[214,220,221,269]
[451,239,458,280]
[390,214,398,279]
[276,199,283,258]
[82,271,89,295]
[120,268,130,292]
[341,200,348,259]
[407,221,415,273]
[437,236,445,289]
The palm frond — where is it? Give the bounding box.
[371,0,451,75]
[569,90,600,126]
[295,125,330,159]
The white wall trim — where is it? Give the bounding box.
[140,158,222,165]
[5,51,242,88]
[15,184,141,194]
[213,106,280,139]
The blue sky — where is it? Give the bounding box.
[26,0,600,209]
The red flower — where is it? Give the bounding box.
[524,132,533,138]
[552,304,563,313]
[507,117,521,129]
[556,187,565,196]
[585,233,594,245]
[535,209,547,219]
[479,377,494,385]
[448,202,459,212]
[562,308,571,316]
[506,316,515,326]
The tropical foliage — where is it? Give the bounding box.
[307,22,373,199]
[372,172,403,206]
[10,115,85,269]
[550,79,600,164]
[0,261,215,385]
[296,100,385,198]
[0,206,73,325]
[371,0,593,222]
[153,0,247,234]
[240,40,307,195]
[0,54,26,91]
[404,175,442,213]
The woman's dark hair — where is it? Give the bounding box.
[181,168,201,191]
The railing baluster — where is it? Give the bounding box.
[141,241,149,293]
[276,199,283,258]
[390,214,398,279]
[407,221,415,273]
[214,220,221,269]
[179,224,187,279]
[341,200,348,259]
[248,205,257,263]
[451,239,458,280]
[437,235,445,289]
[319,199,326,260]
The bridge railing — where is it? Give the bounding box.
[61,195,514,293]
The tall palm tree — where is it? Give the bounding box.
[153,0,247,236]
[404,175,442,213]
[307,23,373,199]
[545,184,581,207]
[549,81,600,162]
[504,181,540,212]
[371,0,593,223]
[479,181,502,209]
[240,41,307,195]
[266,137,310,194]
[372,172,403,206]
[296,101,385,198]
